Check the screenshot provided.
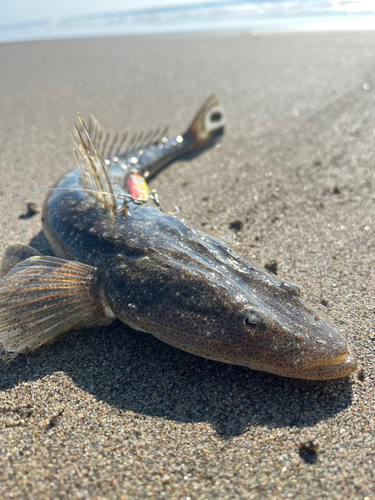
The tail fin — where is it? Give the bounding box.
[185,94,226,148]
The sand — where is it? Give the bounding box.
[0,30,374,499]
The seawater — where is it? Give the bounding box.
[1,0,375,43]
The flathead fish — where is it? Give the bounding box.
[0,95,356,379]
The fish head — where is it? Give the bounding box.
[231,277,357,380]
[105,211,356,380]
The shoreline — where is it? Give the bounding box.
[2,7,375,44]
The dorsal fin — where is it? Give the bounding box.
[87,114,169,160]
[72,114,117,213]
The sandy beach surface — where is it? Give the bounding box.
[0,31,374,499]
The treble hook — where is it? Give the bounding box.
[116,193,145,217]
[150,189,179,215]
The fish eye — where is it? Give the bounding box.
[239,309,268,333]
[210,112,222,122]
[244,317,257,328]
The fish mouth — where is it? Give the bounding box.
[299,343,357,380]
[302,350,350,370]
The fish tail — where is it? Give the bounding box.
[184,94,226,149]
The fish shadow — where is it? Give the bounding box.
[29,231,55,255]
[0,319,354,438]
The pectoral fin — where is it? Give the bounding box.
[0,243,42,279]
[0,255,115,354]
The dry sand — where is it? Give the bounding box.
[0,31,374,499]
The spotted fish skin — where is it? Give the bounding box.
[0,96,357,379]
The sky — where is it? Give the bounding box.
[1,0,224,24]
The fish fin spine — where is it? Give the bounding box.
[88,118,169,160]
[73,114,117,212]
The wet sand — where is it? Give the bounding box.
[0,31,374,499]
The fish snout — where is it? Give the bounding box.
[299,341,357,380]
[286,304,358,380]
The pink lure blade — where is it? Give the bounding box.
[126,173,150,203]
